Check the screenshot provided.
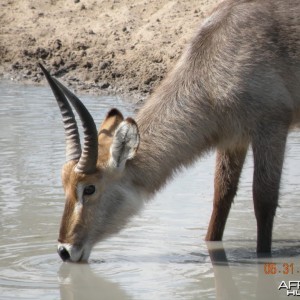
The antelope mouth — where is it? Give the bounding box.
[57,243,91,263]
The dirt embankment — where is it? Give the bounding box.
[0,0,218,101]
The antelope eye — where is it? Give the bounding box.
[83,185,95,196]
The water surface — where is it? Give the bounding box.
[1,80,300,299]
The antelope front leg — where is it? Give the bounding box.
[252,124,288,254]
[205,147,247,241]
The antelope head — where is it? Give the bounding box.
[40,64,141,262]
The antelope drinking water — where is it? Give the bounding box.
[41,0,300,262]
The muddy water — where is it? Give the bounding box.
[1,80,300,299]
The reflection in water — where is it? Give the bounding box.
[1,81,300,299]
[57,241,300,300]
[58,263,131,300]
[207,242,241,300]
[206,242,281,300]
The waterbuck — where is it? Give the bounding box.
[41,0,300,262]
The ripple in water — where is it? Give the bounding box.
[0,240,59,290]
[2,81,300,300]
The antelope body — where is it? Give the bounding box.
[41,0,300,262]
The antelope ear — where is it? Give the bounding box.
[98,109,124,166]
[108,118,140,170]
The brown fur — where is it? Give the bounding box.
[97,109,124,167]
[59,160,105,246]
[206,147,248,241]
[59,160,82,245]
[126,0,300,253]
[57,0,300,260]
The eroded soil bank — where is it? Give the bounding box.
[0,0,219,101]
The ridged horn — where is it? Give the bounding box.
[39,63,82,162]
[52,77,98,174]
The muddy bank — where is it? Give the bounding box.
[0,0,219,101]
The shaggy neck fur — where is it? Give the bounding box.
[126,72,219,195]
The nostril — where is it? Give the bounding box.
[58,246,70,261]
